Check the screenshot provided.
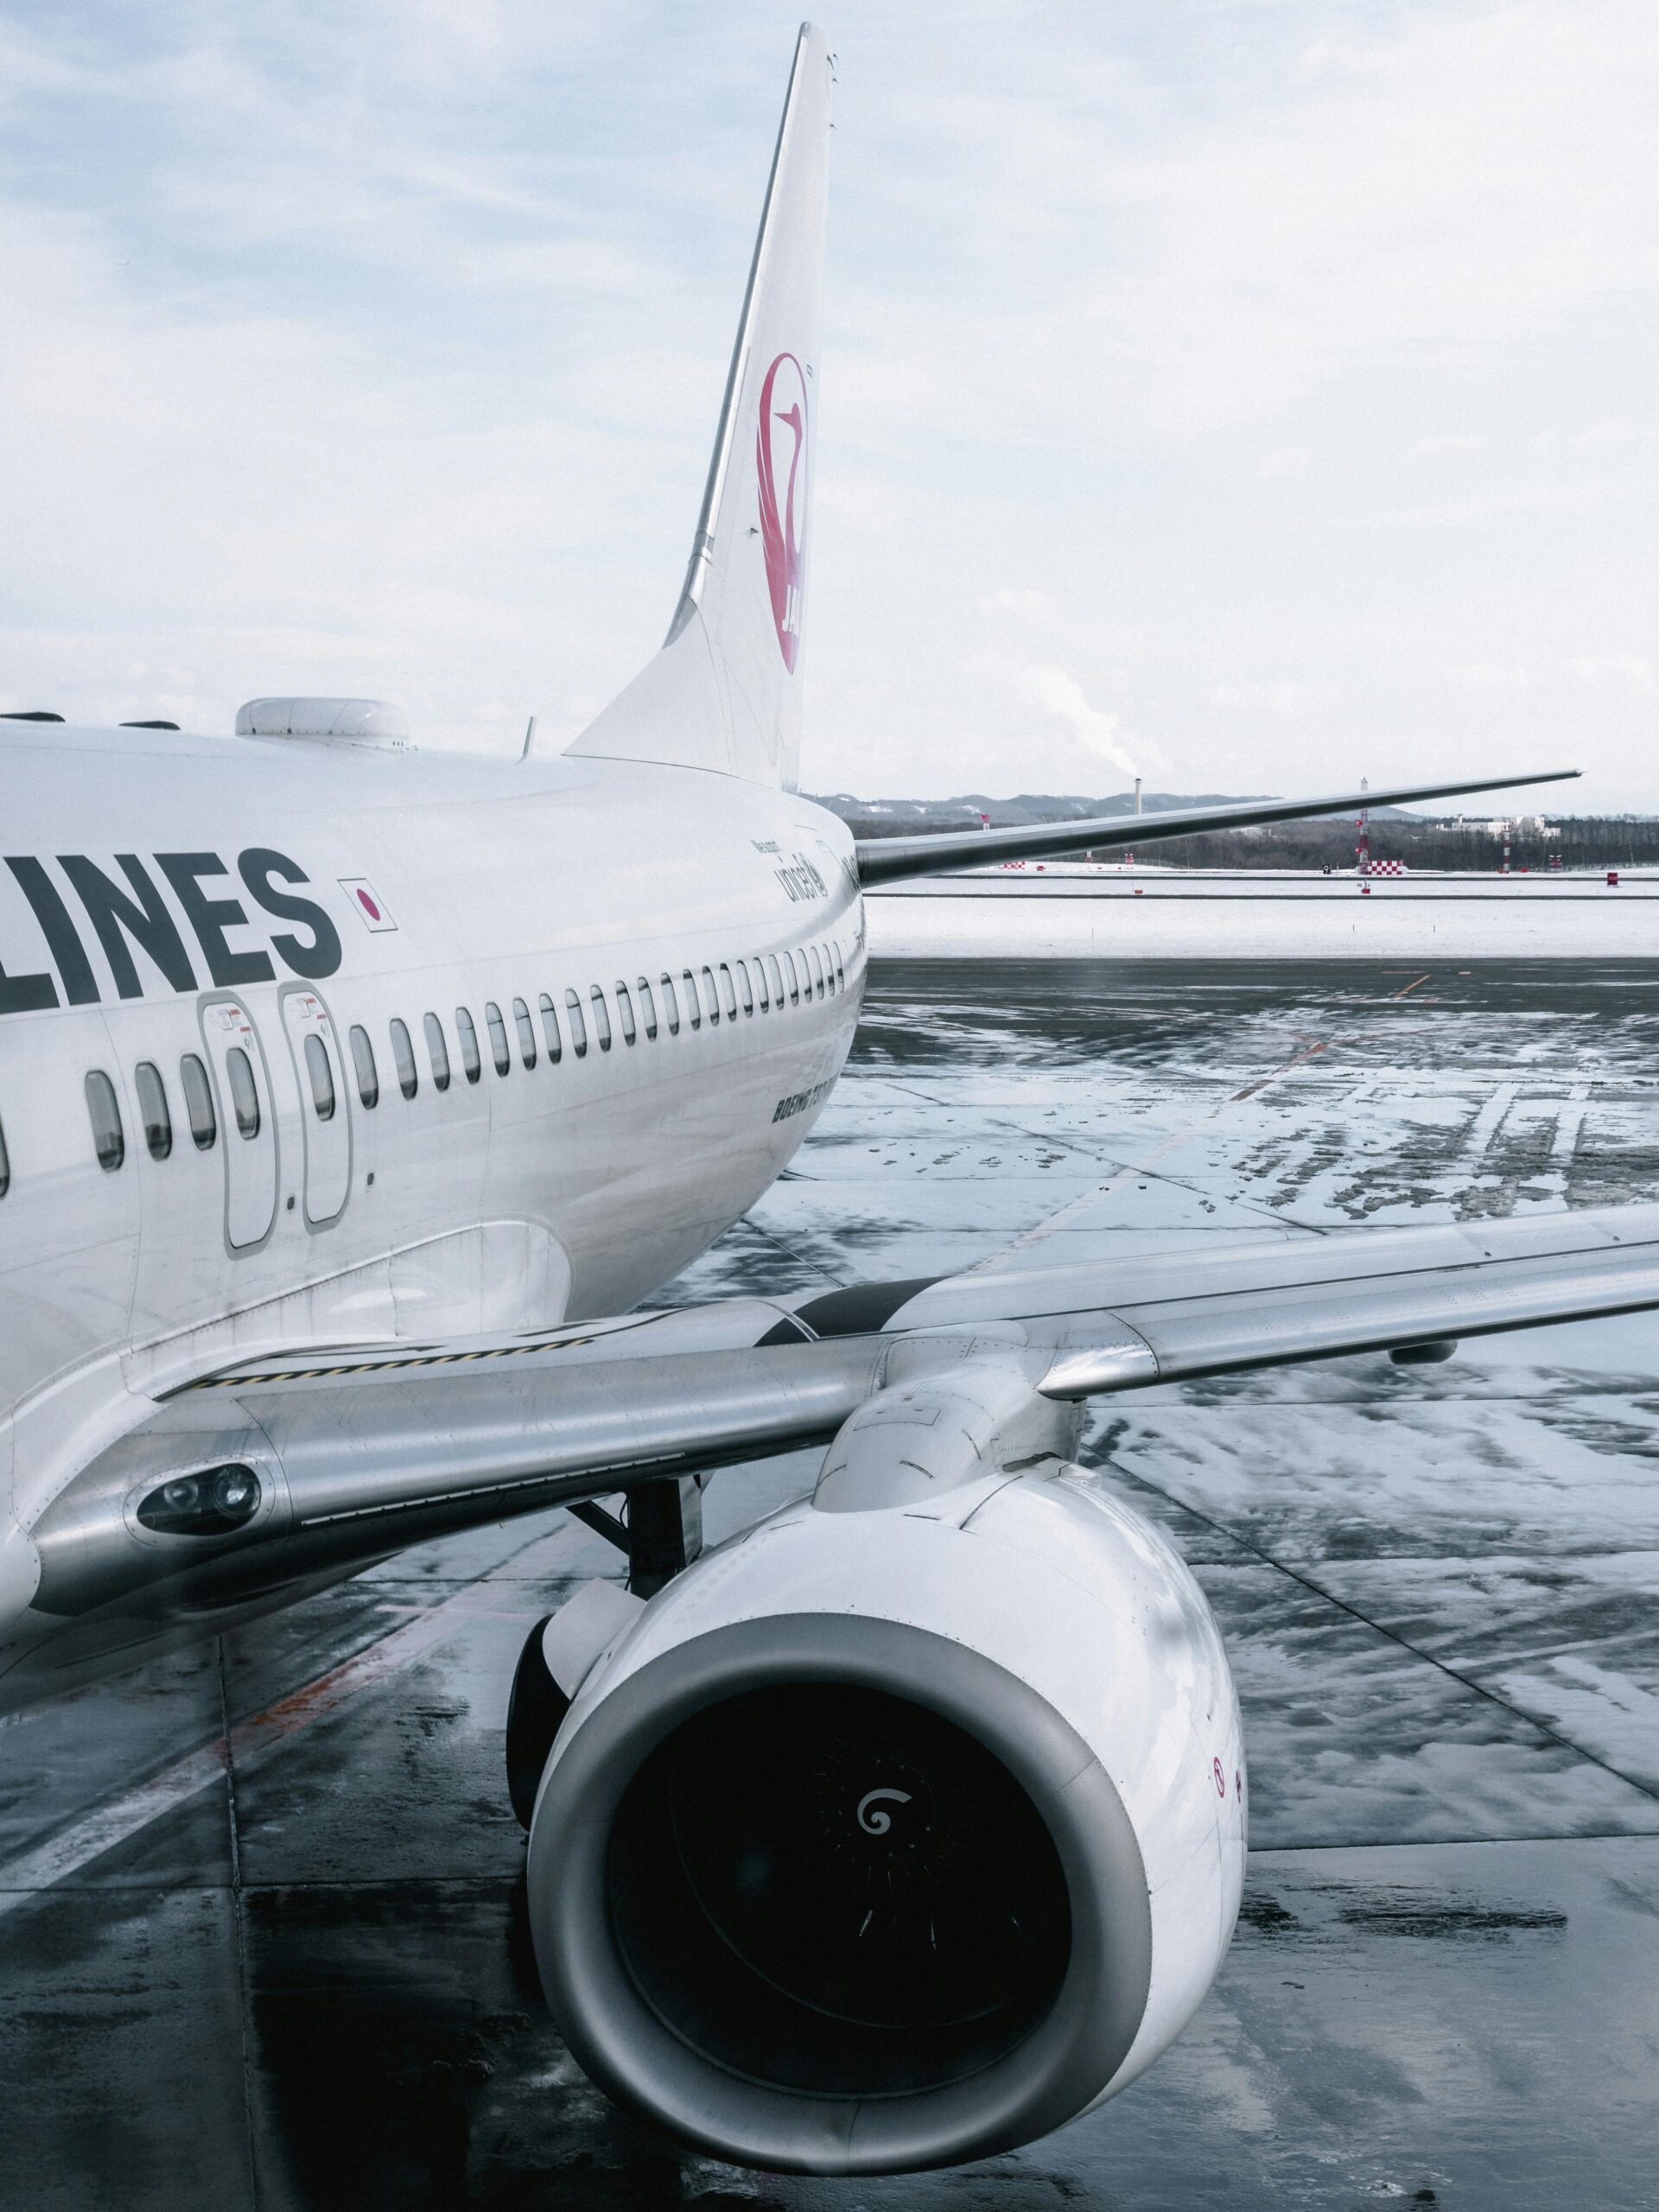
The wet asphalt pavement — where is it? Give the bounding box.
[3,958,1657,2211]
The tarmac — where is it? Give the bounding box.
[3,957,1656,2211]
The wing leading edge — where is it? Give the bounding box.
[854,766,1582,885]
[18,1198,1659,1679]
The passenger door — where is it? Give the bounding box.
[280,987,351,1227]
[199,996,279,1250]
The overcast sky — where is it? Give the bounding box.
[2,2,1654,804]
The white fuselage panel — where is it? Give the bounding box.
[0,722,863,1529]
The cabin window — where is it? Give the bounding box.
[181,1052,218,1147]
[511,996,537,1069]
[304,1033,337,1121]
[390,1018,418,1100]
[701,965,720,1024]
[659,973,681,1034]
[718,963,738,1020]
[135,1060,173,1160]
[590,984,613,1051]
[0,1112,9,1197]
[835,940,846,989]
[226,1047,261,1137]
[347,1026,378,1108]
[615,982,637,1044]
[423,1012,451,1091]
[485,1001,511,1075]
[455,1007,482,1084]
[346,1026,378,1108]
[782,950,800,1004]
[682,968,701,1030]
[564,987,588,1056]
[86,1071,125,1170]
[766,952,785,1006]
[808,944,824,998]
[636,977,658,1039]
[538,992,562,1063]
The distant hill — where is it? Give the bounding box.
[811,790,1424,837]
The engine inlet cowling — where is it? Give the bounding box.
[526,1467,1244,2175]
[609,1670,1076,2096]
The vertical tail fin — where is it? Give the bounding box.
[566,22,831,790]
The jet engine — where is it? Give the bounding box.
[524,1378,1244,2176]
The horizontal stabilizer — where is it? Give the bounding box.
[855,766,1582,885]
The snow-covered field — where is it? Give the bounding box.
[868,866,1659,958]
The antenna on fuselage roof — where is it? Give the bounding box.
[563,22,831,793]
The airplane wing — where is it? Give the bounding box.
[26,1198,1659,1635]
[18,1186,1659,2161]
[854,766,1581,884]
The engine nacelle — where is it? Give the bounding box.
[526,1462,1243,2175]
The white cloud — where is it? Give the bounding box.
[1409,434,1489,460]
[976,588,1060,629]
[1450,664,1539,690]
[1208,679,1338,716]
[0,3,1654,805]
[1257,446,1312,480]
[829,1,1659,449]
[1567,654,1657,694]
[1564,420,1639,452]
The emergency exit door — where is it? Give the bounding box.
[200,997,279,1250]
[281,988,352,1227]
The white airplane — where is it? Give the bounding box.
[0,19,1649,2178]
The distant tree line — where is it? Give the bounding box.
[1109,816,1659,873]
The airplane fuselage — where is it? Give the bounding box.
[0,720,864,1555]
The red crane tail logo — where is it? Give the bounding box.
[756,352,808,671]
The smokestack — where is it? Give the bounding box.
[1134,778,1142,817]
